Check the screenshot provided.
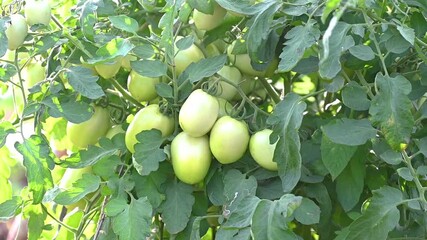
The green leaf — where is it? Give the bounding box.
[279,21,321,72]
[110,197,153,240]
[88,38,134,64]
[349,45,375,61]
[341,81,371,110]
[321,135,358,180]
[187,0,214,14]
[216,0,273,16]
[0,177,12,204]
[372,139,402,165]
[64,66,104,99]
[133,130,166,176]
[0,196,23,222]
[223,195,260,228]
[324,75,345,92]
[107,175,135,200]
[251,195,302,240]
[336,149,366,212]
[0,63,18,82]
[369,73,414,150]
[206,168,226,205]
[322,0,341,23]
[216,227,251,240]
[156,83,174,102]
[410,12,427,38]
[322,118,376,146]
[320,22,353,79]
[335,186,403,240]
[223,169,257,213]
[105,197,128,217]
[183,55,227,83]
[15,135,54,204]
[396,25,415,45]
[0,19,7,58]
[159,2,179,64]
[176,35,195,51]
[303,184,333,239]
[396,167,413,181]
[79,0,97,41]
[267,93,306,192]
[30,32,63,57]
[381,28,411,54]
[0,121,15,148]
[25,204,46,240]
[42,94,92,124]
[160,180,195,234]
[294,198,320,225]
[131,60,168,78]
[109,15,139,33]
[54,173,101,205]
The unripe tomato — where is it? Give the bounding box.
[121,54,137,71]
[105,125,125,139]
[249,129,278,171]
[66,106,111,149]
[179,89,219,137]
[209,116,249,164]
[22,61,46,89]
[227,41,265,77]
[24,0,51,26]
[5,14,28,50]
[206,43,220,57]
[174,36,204,75]
[210,65,242,101]
[58,167,93,210]
[171,132,211,184]
[127,70,160,102]
[193,3,227,31]
[125,104,174,153]
[217,98,233,118]
[94,58,122,79]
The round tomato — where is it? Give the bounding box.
[66,106,111,149]
[171,132,211,184]
[125,104,174,153]
[25,0,51,26]
[179,89,219,137]
[5,14,28,50]
[193,3,226,31]
[206,43,220,57]
[121,54,137,71]
[127,70,160,102]
[174,36,204,75]
[249,129,278,171]
[210,65,242,101]
[209,116,249,164]
[58,166,93,210]
[22,61,46,89]
[105,125,125,139]
[94,58,122,79]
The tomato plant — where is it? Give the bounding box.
[1,0,427,239]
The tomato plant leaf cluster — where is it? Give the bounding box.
[0,0,427,239]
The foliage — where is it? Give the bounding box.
[1,0,427,239]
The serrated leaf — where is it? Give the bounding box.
[42,94,92,123]
[320,22,353,79]
[159,2,178,64]
[267,93,306,192]
[336,149,366,211]
[396,25,415,45]
[111,197,153,240]
[107,175,135,200]
[156,82,174,101]
[0,196,23,221]
[223,169,257,213]
[279,21,321,72]
[79,0,97,41]
[0,63,18,82]
[88,38,134,64]
[369,73,414,150]
[55,173,101,205]
[109,15,139,33]
[216,0,273,16]
[322,118,376,146]
[349,45,375,61]
[160,180,195,234]
[31,32,63,57]
[0,121,15,148]
[321,135,358,180]
[183,55,227,83]
[335,186,403,240]
[131,60,168,78]
[341,81,371,110]
[133,130,166,176]
[64,66,104,99]
[25,204,46,240]
[15,135,54,204]
[223,195,260,228]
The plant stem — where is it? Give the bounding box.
[41,204,77,234]
[401,151,427,211]
[258,77,280,104]
[355,70,375,99]
[106,77,143,108]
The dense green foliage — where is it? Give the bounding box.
[0,0,427,239]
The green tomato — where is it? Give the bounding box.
[217,98,233,118]
[249,129,278,171]
[227,42,265,77]
[193,3,227,31]
[5,14,28,50]
[66,106,111,149]
[127,70,160,102]
[22,61,46,89]
[121,54,137,71]
[171,132,211,184]
[211,65,242,101]
[174,36,204,75]
[105,125,125,139]
[205,43,220,57]
[24,0,51,26]
[125,104,174,153]
[58,167,93,210]
[209,116,249,164]
[94,58,122,79]
[179,89,219,137]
